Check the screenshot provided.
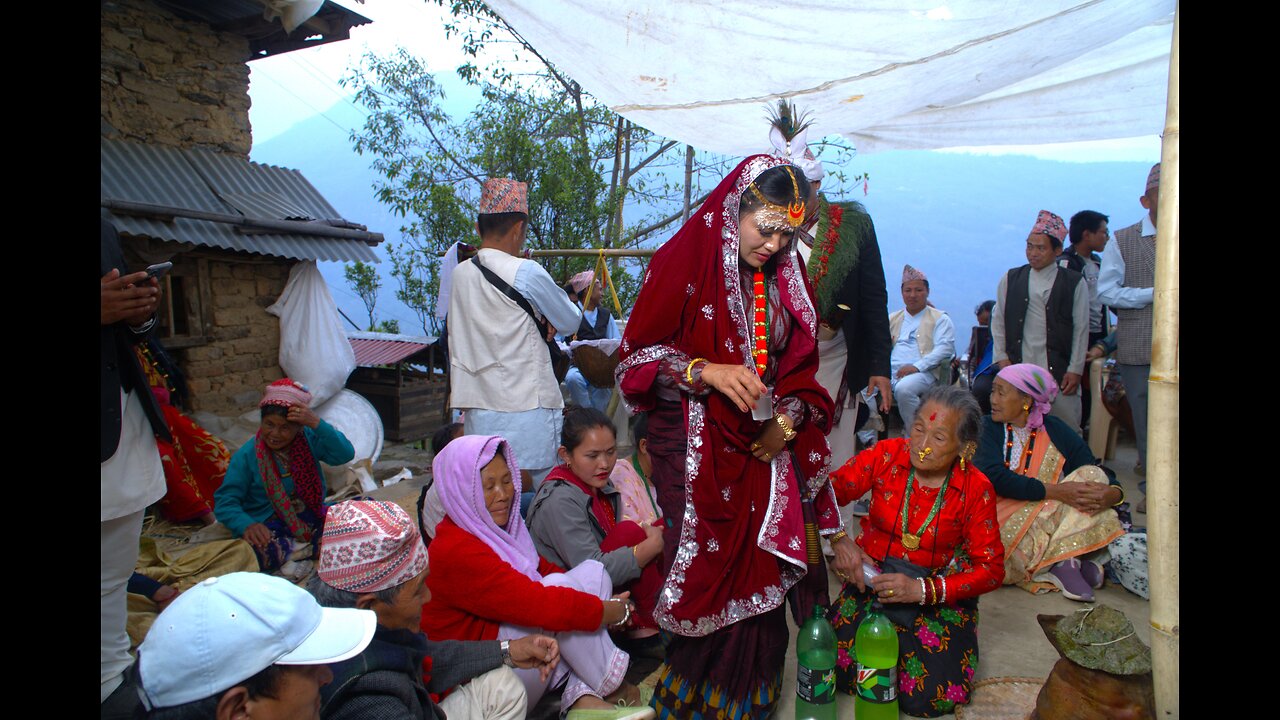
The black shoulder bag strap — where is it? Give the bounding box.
[471,255,570,381]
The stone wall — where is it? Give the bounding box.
[101,0,252,157]
[177,253,295,415]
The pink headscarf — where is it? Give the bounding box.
[431,435,542,581]
[996,363,1058,430]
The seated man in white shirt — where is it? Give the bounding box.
[887,264,956,432]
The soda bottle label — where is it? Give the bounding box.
[796,664,836,705]
[854,664,898,703]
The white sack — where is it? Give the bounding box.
[266,261,357,406]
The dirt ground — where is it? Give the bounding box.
[362,434,1152,719]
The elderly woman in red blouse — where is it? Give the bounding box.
[827,385,1004,718]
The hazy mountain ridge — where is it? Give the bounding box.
[252,101,1154,346]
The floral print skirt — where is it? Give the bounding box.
[828,584,980,718]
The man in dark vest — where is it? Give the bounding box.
[991,210,1090,431]
[1098,163,1160,511]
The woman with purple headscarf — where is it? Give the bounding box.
[974,363,1126,602]
[420,434,651,719]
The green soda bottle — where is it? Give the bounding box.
[853,602,899,720]
[795,605,837,720]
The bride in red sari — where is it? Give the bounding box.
[616,154,839,719]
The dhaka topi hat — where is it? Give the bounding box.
[317,499,429,593]
[479,178,529,215]
[1145,163,1161,193]
[260,378,312,408]
[137,572,376,709]
[569,270,595,294]
[901,264,928,285]
[1031,210,1067,244]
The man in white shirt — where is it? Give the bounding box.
[888,265,955,431]
[448,179,582,496]
[101,219,169,719]
[992,210,1090,430]
[1098,163,1160,508]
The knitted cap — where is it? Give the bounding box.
[317,500,429,593]
[260,378,311,408]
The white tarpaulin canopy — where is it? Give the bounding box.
[485,0,1174,154]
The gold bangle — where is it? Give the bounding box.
[774,413,797,441]
[830,530,848,545]
[685,357,708,385]
[1111,483,1126,507]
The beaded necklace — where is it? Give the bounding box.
[1004,424,1037,471]
[752,270,768,376]
[899,467,950,552]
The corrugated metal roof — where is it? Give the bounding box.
[101,138,380,263]
[349,338,438,367]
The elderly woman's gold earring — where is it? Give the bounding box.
[1022,403,1030,412]
[960,442,977,472]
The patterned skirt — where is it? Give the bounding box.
[253,504,322,573]
[650,605,787,720]
[828,584,980,718]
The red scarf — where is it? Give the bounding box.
[617,154,834,636]
[254,427,326,542]
[545,464,617,533]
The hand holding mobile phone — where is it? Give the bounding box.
[145,261,173,280]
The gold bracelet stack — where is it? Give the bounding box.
[774,413,797,441]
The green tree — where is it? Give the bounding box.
[345,1,868,325]
[376,318,401,334]
[343,261,381,330]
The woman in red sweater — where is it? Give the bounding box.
[422,434,644,718]
[826,385,1004,717]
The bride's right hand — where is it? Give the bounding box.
[700,363,766,413]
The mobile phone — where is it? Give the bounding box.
[145,262,173,279]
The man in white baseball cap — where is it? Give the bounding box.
[135,571,376,719]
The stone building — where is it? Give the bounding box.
[101,0,379,414]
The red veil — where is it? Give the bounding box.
[617,154,839,636]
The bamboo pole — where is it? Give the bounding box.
[1148,3,1179,718]
[681,145,694,224]
[528,248,657,258]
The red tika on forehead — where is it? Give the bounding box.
[929,411,938,422]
